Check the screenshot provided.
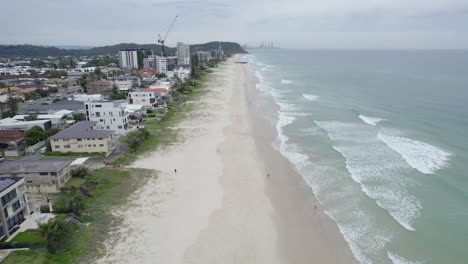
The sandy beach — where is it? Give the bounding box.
[97,56,356,264]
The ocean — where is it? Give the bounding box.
[243,50,468,264]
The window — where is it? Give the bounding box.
[95,104,102,108]
[63,139,69,142]
[96,112,101,117]
[54,145,60,149]
[51,172,57,176]
[12,200,21,211]
[39,172,48,176]
[98,138,103,140]
[93,144,96,147]
[78,145,83,148]
[3,208,8,218]
[77,139,82,141]
[64,145,70,149]
[99,144,104,147]
[1,189,17,205]
[118,126,122,129]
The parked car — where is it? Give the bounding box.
[0,154,4,162]
[40,147,47,154]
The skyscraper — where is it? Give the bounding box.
[177,42,190,65]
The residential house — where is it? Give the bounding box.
[0,118,52,131]
[85,100,129,134]
[0,130,24,149]
[50,121,116,155]
[128,91,161,108]
[0,178,30,239]
[0,160,72,193]
[115,75,141,87]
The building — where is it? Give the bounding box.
[0,130,24,149]
[128,91,161,108]
[145,88,168,97]
[50,121,116,155]
[118,49,153,69]
[88,80,113,95]
[0,160,72,193]
[26,99,85,115]
[113,80,132,93]
[115,75,141,87]
[196,52,211,65]
[85,100,129,134]
[0,118,52,131]
[13,110,73,128]
[177,42,190,65]
[155,56,168,74]
[0,178,29,239]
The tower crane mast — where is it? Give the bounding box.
[158,15,178,57]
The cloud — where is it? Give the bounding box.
[1,0,468,48]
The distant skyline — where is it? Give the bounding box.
[2,0,468,49]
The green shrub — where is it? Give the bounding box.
[70,166,89,178]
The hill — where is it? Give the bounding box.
[0,42,247,57]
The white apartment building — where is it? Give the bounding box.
[177,42,190,65]
[128,91,161,108]
[119,49,139,69]
[119,49,153,69]
[155,56,168,74]
[85,100,129,134]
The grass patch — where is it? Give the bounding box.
[43,152,106,160]
[1,249,48,264]
[11,230,46,245]
[64,177,85,188]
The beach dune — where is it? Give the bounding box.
[97,56,355,264]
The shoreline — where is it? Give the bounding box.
[96,56,356,263]
[244,65,357,263]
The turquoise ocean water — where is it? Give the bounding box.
[243,50,468,264]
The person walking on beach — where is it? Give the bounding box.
[174,169,177,174]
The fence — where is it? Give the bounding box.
[26,140,46,153]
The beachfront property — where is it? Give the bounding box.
[128,91,162,109]
[50,121,116,155]
[177,42,191,65]
[0,177,30,239]
[143,55,168,73]
[0,118,52,131]
[119,49,153,69]
[85,100,129,134]
[0,160,72,193]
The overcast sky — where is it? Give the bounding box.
[2,0,468,49]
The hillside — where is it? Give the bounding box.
[0,42,247,57]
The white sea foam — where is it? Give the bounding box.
[281,79,293,84]
[315,121,422,231]
[388,251,424,264]
[303,94,319,101]
[378,132,452,175]
[359,115,386,126]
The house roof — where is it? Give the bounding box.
[0,130,25,142]
[0,160,72,174]
[26,99,84,112]
[50,121,114,140]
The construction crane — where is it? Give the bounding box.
[158,15,178,57]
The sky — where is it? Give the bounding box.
[2,0,468,49]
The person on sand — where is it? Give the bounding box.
[174,169,177,174]
[267,173,270,178]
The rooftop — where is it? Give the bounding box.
[0,117,50,126]
[0,178,23,193]
[50,121,114,140]
[0,160,72,174]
